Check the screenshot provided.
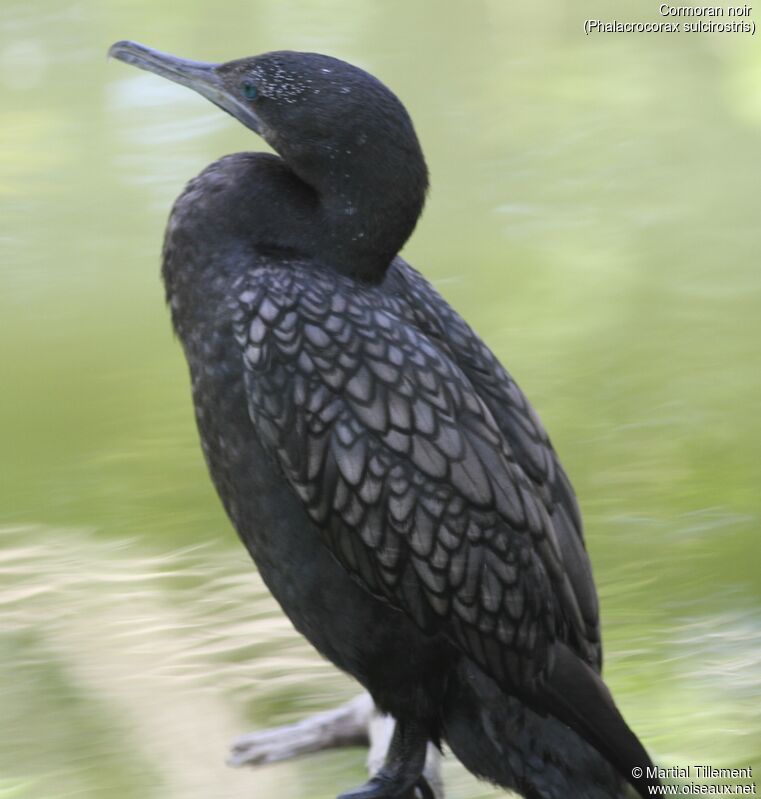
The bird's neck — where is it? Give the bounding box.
[160,148,428,344]
[286,136,428,282]
[314,173,424,282]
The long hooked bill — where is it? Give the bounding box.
[108,40,262,134]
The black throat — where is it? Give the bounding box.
[269,128,428,282]
[314,156,427,282]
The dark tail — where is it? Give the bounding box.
[538,642,659,798]
[442,650,658,799]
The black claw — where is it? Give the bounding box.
[414,777,435,799]
[337,774,435,799]
[337,775,398,799]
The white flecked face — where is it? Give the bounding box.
[217,51,396,124]
[248,60,309,104]
[227,53,363,106]
[211,50,422,192]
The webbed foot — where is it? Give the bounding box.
[338,774,434,799]
[337,718,432,799]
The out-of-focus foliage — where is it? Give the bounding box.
[1,0,759,796]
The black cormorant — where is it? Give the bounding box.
[108,41,660,799]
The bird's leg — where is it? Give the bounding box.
[337,718,433,799]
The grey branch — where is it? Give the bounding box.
[228,692,444,798]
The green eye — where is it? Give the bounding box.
[242,82,258,100]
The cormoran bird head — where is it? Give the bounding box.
[108,41,428,280]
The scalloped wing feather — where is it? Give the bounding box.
[233,262,594,689]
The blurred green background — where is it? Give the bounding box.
[1,0,760,796]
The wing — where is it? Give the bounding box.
[384,261,602,669]
[232,263,593,689]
